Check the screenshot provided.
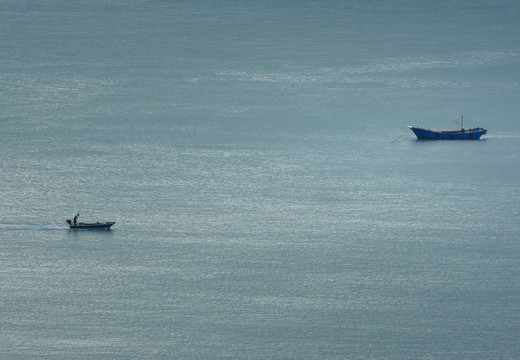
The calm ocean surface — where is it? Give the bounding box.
[1,0,519,358]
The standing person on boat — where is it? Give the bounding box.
[73,213,79,225]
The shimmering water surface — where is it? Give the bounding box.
[1,1,519,358]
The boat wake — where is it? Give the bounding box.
[0,223,69,231]
[487,133,520,139]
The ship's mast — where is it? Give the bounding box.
[456,115,464,130]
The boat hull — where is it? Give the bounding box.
[408,126,487,140]
[68,221,115,230]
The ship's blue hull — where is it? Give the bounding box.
[408,126,487,140]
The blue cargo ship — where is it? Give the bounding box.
[408,116,487,140]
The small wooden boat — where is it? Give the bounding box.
[66,219,115,230]
[408,116,487,140]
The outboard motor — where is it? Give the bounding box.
[66,219,72,225]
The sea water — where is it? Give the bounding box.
[1,0,519,358]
